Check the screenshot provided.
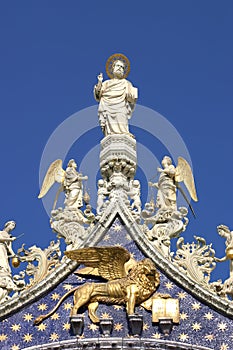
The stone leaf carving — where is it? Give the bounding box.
[143,207,188,258]
[173,236,216,287]
[17,240,61,288]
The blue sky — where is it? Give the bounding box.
[0,1,232,282]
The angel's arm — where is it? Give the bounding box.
[94,73,103,101]
[164,165,176,176]
[7,242,15,257]
[215,256,228,263]
[77,175,88,181]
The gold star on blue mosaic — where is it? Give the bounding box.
[50,332,59,341]
[180,312,188,320]
[51,312,60,321]
[23,313,33,322]
[63,302,72,310]
[191,302,201,310]
[11,345,20,350]
[113,305,123,310]
[204,312,214,320]
[152,332,161,339]
[10,324,21,332]
[114,323,123,331]
[63,322,71,331]
[23,333,33,343]
[192,322,201,331]
[125,234,132,241]
[143,322,150,331]
[88,323,98,331]
[37,323,47,331]
[112,223,122,232]
[37,303,48,311]
[177,291,187,299]
[63,283,73,291]
[179,333,189,342]
[205,334,214,341]
[218,322,228,331]
[0,333,8,341]
[164,281,174,290]
[103,234,110,241]
[51,292,60,300]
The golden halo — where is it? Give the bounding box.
[105,53,130,79]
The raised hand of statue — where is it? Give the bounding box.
[97,72,103,83]
[95,73,103,97]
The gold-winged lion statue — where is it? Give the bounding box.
[34,246,161,324]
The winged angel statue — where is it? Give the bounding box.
[34,246,165,324]
[142,157,198,257]
[38,159,88,210]
[149,156,198,214]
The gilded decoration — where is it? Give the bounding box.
[0,54,232,350]
[34,246,166,324]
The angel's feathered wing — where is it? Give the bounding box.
[175,157,198,201]
[65,246,133,280]
[38,159,65,199]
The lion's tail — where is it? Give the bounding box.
[33,286,78,325]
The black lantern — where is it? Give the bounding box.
[128,314,143,336]
[99,318,113,337]
[70,315,84,336]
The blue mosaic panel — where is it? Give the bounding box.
[0,218,232,350]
